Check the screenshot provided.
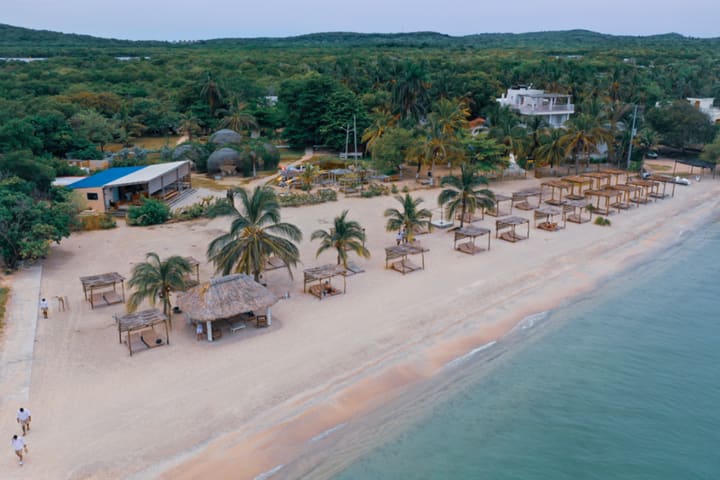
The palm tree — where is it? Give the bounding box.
[179,113,201,141]
[200,72,224,116]
[311,210,370,268]
[207,186,302,282]
[384,194,432,242]
[298,164,319,191]
[362,107,398,153]
[127,253,192,323]
[219,100,258,133]
[391,61,430,122]
[534,129,567,169]
[561,114,612,173]
[438,164,495,228]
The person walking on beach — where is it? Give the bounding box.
[39,297,49,319]
[16,408,31,435]
[11,435,28,466]
[396,230,402,246]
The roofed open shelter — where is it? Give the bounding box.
[303,264,347,299]
[80,272,126,309]
[453,226,491,255]
[177,274,279,342]
[496,216,530,243]
[385,243,429,274]
[115,308,169,356]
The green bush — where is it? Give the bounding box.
[127,198,170,226]
[278,188,337,207]
[360,183,387,198]
[402,185,410,193]
[390,183,399,194]
[594,216,611,226]
[173,197,235,221]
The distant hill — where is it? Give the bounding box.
[0,23,717,55]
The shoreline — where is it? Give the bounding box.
[4,169,719,479]
[152,184,720,480]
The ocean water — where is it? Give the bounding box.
[331,220,720,480]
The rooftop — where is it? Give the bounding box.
[67,167,145,189]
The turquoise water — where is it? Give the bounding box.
[332,221,720,480]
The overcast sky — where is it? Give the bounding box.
[4,0,719,41]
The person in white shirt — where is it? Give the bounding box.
[16,407,31,435]
[39,297,49,318]
[11,435,28,465]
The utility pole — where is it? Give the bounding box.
[343,123,350,161]
[353,114,358,168]
[626,104,638,170]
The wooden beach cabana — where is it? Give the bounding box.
[625,179,655,204]
[453,226,491,255]
[178,274,279,342]
[485,193,512,217]
[606,184,640,208]
[561,176,593,200]
[584,189,623,216]
[80,272,126,309]
[115,308,169,356]
[385,244,429,274]
[564,199,593,224]
[580,171,611,190]
[599,168,627,186]
[512,188,542,211]
[303,264,347,299]
[648,175,676,199]
[496,216,530,243]
[540,180,571,206]
[534,206,565,231]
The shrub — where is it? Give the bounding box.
[402,185,410,193]
[360,183,387,198]
[390,183,399,194]
[594,216,611,226]
[127,198,170,226]
[173,197,235,221]
[278,188,337,207]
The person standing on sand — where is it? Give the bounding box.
[39,297,49,318]
[16,407,31,435]
[11,435,28,466]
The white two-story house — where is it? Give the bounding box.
[497,85,574,128]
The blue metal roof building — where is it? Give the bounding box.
[67,166,145,189]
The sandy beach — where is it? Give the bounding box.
[1,164,718,479]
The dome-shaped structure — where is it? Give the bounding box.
[209,129,243,146]
[207,147,241,174]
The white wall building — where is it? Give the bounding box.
[686,97,720,124]
[497,86,574,128]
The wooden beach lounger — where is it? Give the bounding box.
[391,259,421,274]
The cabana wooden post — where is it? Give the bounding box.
[512,188,542,211]
[561,176,593,200]
[534,206,565,231]
[385,244,429,274]
[303,264,347,299]
[115,308,169,356]
[495,216,530,243]
[453,226,491,254]
[485,193,512,217]
[80,272,126,309]
[540,180,571,206]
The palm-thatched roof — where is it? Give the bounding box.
[177,274,279,322]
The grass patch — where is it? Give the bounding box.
[279,149,306,163]
[105,136,183,153]
[0,287,9,330]
[645,162,673,172]
[191,175,231,191]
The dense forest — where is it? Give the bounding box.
[0,23,719,267]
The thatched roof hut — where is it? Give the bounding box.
[177,274,279,323]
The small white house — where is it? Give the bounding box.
[497,85,574,128]
[687,98,720,124]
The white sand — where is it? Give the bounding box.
[1,165,718,479]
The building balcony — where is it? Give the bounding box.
[516,104,575,115]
